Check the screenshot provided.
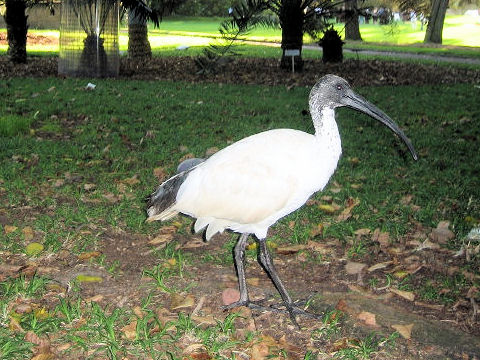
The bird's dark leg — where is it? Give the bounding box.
[233,233,249,304]
[257,238,298,325]
[257,239,322,327]
[223,233,251,309]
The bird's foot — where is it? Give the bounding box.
[223,300,321,328]
[222,299,269,312]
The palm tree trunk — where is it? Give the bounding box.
[128,9,152,59]
[424,0,448,44]
[5,0,28,63]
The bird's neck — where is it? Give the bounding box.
[311,107,340,140]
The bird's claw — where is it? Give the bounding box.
[223,299,322,328]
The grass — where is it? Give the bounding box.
[0,77,479,358]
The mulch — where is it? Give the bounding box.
[1,55,480,87]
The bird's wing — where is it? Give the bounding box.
[175,129,320,226]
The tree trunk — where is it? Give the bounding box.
[5,0,28,63]
[344,0,362,41]
[128,9,152,59]
[424,0,448,44]
[279,0,304,71]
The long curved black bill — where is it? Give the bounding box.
[343,91,418,161]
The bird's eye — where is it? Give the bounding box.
[336,84,343,91]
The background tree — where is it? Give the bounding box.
[344,0,362,40]
[2,0,54,63]
[423,0,448,43]
[1,0,157,64]
[269,0,338,71]
[128,0,187,59]
[396,0,449,43]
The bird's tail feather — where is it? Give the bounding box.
[147,158,204,222]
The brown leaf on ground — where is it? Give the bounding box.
[153,167,166,181]
[191,315,218,326]
[367,261,393,272]
[121,320,137,340]
[251,339,273,360]
[9,317,23,332]
[181,238,208,249]
[120,174,140,186]
[4,224,18,234]
[276,244,308,255]
[390,288,415,301]
[372,228,390,247]
[170,293,195,310]
[22,226,35,241]
[345,261,367,275]
[354,228,371,236]
[337,197,360,221]
[400,194,413,205]
[318,203,341,214]
[429,221,455,244]
[77,251,102,260]
[205,147,219,156]
[83,183,96,191]
[306,240,331,254]
[222,288,240,306]
[310,223,324,238]
[357,311,378,327]
[392,323,414,339]
[149,233,174,245]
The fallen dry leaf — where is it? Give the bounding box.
[121,320,137,340]
[30,353,55,360]
[318,203,340,214]
[276,244,308,255]
[345,261,367,275]
[429,221,455,244]
[306,240,330,254]
[246,277,260,286]
[4,224,18,234]
[357,311,378,327]
[22,226,35,241]
[391,323,414,339]
[310,223,324,237]
[251,343,270,360]
[133,306,144,319]
[367,261,393,272]
[153,166,166,181]
[372,228,390,247]
[181,238,208,249]
[354,228,371,236]
[191,315,217,326]
[120,174,140,186]
[85,294,104,303]
[205,147,219,156]
[170,293,195,310]
[390,288,415,301]
[77,251,101,260]
[337,197,360,221]
[222,288,240,306]
[83,183,96,191]
[148,233,174,245]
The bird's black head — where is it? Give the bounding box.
[310,74,418,161]
[309,74,352,110]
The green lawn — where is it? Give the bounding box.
[1,77,479,359]
[1,13,479,60]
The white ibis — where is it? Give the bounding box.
[147,74,418,325]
